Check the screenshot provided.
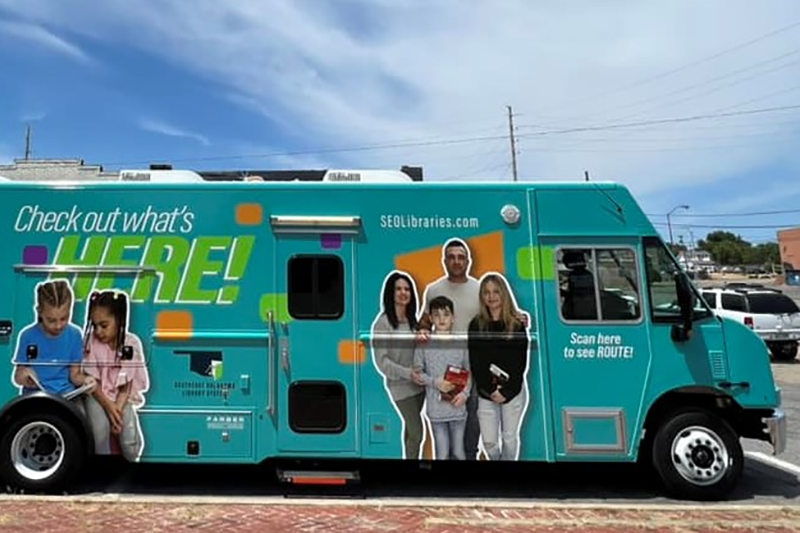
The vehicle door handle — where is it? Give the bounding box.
[267,311,276,417]
[719,381,750,390]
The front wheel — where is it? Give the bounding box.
[0,411,85,493]
[652,410,743,501]
[768,341,797,362]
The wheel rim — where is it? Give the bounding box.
[670,425,730,486]
[10,421,65,482]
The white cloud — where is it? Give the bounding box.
[0,19,92,65]
[138,118,211,146]
[1,0,800,209]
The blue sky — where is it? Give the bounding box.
[1,0,800,245]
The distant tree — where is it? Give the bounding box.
[696,231,778,266]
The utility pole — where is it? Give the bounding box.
[584,170,590,181]
[24,124,32,160]
[507,105,518,181]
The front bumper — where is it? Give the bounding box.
[763,408,787,455]
[758,330,800,342]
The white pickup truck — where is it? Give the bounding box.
[700,283,800,361]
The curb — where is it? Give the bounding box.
[0,493,799,511]
[745,451,800,477]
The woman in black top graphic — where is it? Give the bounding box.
[467,273,529,461]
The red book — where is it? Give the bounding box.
[441,364,470,401]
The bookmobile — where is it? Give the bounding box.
[0,165,786,501]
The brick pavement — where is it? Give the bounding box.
[0,500,799,532]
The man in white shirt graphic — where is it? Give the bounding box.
[415,238,482,460]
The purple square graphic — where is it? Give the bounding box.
[23,245,49,265]
[321,233,342,250]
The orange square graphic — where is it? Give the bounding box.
[236,203,263,226]
[338,340,366,364]
[156,311,193,340]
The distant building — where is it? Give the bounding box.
[0,158,117,182]
[677,249,717,273]
[778,227,800,270]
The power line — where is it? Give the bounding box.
[711,82,800,114]
[651,221,797,229]
[103,103,800,167]
[538,80,800,155]
[541,18,800,116]
[651,208,800,218]
[516,103,800,137]
[590,45,800,120]
[517,138,796,153]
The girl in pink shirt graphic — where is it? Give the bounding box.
[82,290,150,462]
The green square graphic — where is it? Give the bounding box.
[517,246,556,281]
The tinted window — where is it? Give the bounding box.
[721,294,747,312]
[643,237,711,322]
[557,247,641,322]
[288,255,344,319]
[288,258,315,318]
[558,248,598,320]
[289,381,346,433]
[701,292,717,307]
[596,248,641,321]
[747,293,800,314]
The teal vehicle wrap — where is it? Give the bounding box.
[0,170,785,500]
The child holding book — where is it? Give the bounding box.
[12,280,96,402]
[412,295,471,460]
[81,290,150,462]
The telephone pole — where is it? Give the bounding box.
[506,105,518,181]
[24,124,32,160]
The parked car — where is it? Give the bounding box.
[700,283,800,361]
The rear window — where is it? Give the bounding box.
[721,293,747,312]
[747,293,800,314]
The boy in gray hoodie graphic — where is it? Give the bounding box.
[413,296,471,460]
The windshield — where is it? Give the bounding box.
[747,293,800,314]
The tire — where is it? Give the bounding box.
[0,411,86,493]
[768,341,797,362]
[651,410,743,501]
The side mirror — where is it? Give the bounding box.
[671,273,695,342]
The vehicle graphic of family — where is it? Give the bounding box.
[10,279,150,462]
[371,238,532,462]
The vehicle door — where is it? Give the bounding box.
[539,238,651,459]
[270,216,359,454]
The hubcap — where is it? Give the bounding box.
[10,421,65,482]
[670,425,729,486]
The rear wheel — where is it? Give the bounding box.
[652,410,743,501]
[0,411,85,493]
